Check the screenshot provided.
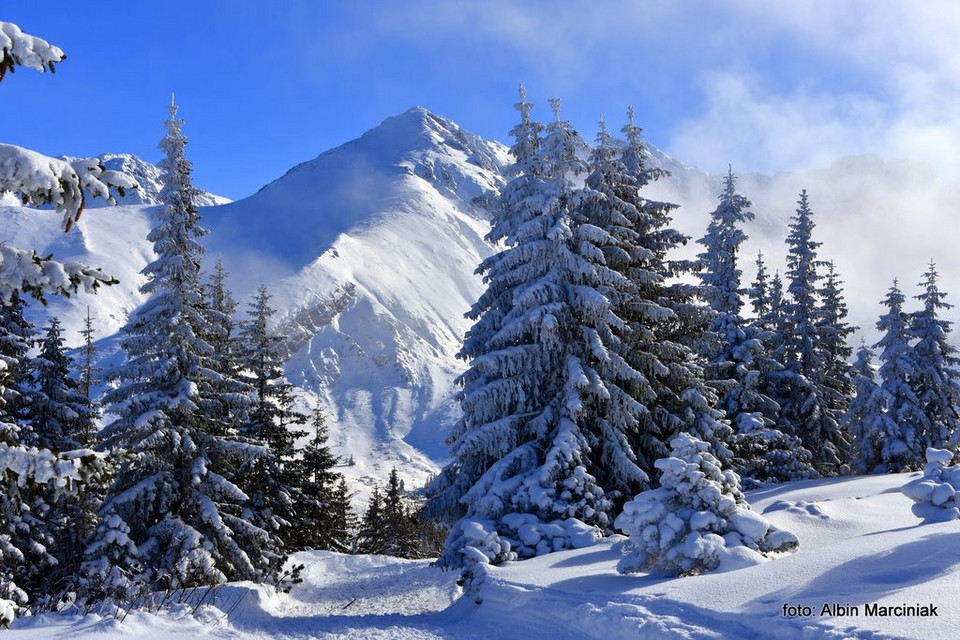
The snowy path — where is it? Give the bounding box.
[9,472,958,639]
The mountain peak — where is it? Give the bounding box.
[206,106,510,271]
[347,106,507,175]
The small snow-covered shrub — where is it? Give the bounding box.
[615,433,798,577]
[445,518,516,569]
[441,519,513,605]
[446,514,603,568]
[902,447,960,523]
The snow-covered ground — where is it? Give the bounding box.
[9,472,957,639]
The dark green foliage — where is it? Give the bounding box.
[0,292,35,440]
[287,404,354,552]
[75,308,100,447]
[358,469,432,558]
[28,317,94,452]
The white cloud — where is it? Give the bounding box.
[669,71,890,174]
[669,1,960,177]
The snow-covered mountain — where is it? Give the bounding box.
[4,106,959,495]
[202,107,511,484]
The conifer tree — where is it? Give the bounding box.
[0,293,35,441]
[27,317,92,452]
[910,261,960,452]
[76,308,100,446]
[431,93,626,566]
[616,433,797,577]
[200,257,251,438]
[288,403,347,552]
[737,256,815,485]
[0,446,112,617]
[573,116,660,501]
[235,284,306,555]
[0,298,55,610]
[761,271,787,359]
[696,169,778,436]
[815,261,856,461]
[357,488,386,555]
[239,285,306,451]
[381,468,419,557]
[777,191,850,473]
[332,478,359,552]
[843,342,886,474]
[874,281,926,470]
[84,100,289,601]
[749,252,771,319]
[615,109,732,470]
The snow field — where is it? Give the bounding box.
[7,472,957,639]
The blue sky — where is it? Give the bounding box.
[3,1,958,200]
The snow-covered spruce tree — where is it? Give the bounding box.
[775,191,851,474]
[695,170,807,484]
[873,281,927,470]
[382,468,420,558]
[696,168,754,346]
[0,293,35,441]
[287,403,349,552]
[239,285,306,452]
[817,261,857,443]
[358,472,430,558]
[75,308,100,446]
[0,444,111,621]
[357,488,386,555]
[23,318,106,601]
[236,284,306,551]
[843,342,886,474]
[199,257,251,438]
[617,111,733,467]
[749,252,770,318]
[27,317,93,452]
[747,254,785,369]
[84,101,289,603]
[616,432,797,577]
[1,21,137,303]
[0,296,108,615]
[431,93,631,567]
[332,478,359,552]
[571,116,659,503]
[910,261,960,453]
[757,270,787,360]
[734,254,815,485]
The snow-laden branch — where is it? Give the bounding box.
[0,20,64,80]
[0,243,119,304]
[0,143,139,231]
[0,145,137,303]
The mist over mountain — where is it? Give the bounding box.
[4,106,957,492]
